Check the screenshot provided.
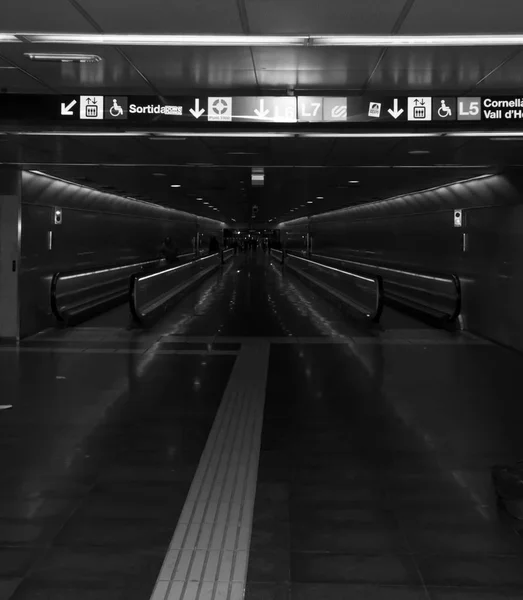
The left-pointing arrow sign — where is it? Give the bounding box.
[61,99,77,116]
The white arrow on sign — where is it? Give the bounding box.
[189,98,205,119]
[388,98,404,119]
[254,99,270,119]
[60,99,77,116]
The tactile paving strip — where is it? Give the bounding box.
[150,342,270,600]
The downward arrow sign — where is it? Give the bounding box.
[388,98,404,119]
[60,99,77,116]
[254,99,270,118]
[189,98,205,119]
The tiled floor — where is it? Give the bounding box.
[0,251,522,599]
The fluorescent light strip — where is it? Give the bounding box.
[20,34,306,46]
[151,132,295,138]
[8,33,523,47]
[311,35,523,46]
[7,131,523,140]
[8,131,150,137]
[303,133,441,138]
[446,131,523,137]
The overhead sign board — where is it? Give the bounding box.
[3,94,523,125]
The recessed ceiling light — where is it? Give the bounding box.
[316,196,324,199]
[196,197,203,200]
[203,202,209,205]
[408,150,431,155]
[348,180,360,184]
[153,172,167,176]
[170,184,181,187]
[307,201,313,204]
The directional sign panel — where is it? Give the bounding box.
[482,97,523,120]
[208,97,232,121]
[432,97,456,121]
[298,97,323,122]
[234,97,297,122]
[407,97,432,121]
[2,94,523,127]
[322,98,347,122]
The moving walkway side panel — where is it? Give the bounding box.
[312,253,460,324]
[50,258,163,325]
[282,251,383,323]
[130,253,222,324]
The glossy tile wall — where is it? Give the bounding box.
[19,170,224,337]
[280,171,523,352]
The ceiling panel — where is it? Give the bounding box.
[400,0,523,34]
[79,0,243,34]
[474,51,523,90]
[0,0,93,32]
[367,46,514,92]
[0,44,153,93]
[252,47,381,71]
[125,46,257,92]
[295,70,371,89]
[0,65,50,92]
[245,0,406,34]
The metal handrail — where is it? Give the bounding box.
[270,248,284,264]
[222,248,235,263]
[50,257,163,322]
[311,252,461,322]
[284,251,383,322]
[130,252,221,323]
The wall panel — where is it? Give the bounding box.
[280,172,523,352]
[20,171,224,337]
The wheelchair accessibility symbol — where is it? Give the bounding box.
[438,100,452,118]
[105,96,128,119]
[110,99,124,117]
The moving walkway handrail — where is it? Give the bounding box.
[283,251,384,322]
[270,248,284,264]
[51,257,163,323]
[310,252,461,322]
[130,252,222,323]
[222,247,235,263]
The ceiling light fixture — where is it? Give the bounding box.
[307,201,313,204]
[446,131,523,137]
[153,172,167,176]
[170,184,181,187]
[316,196,324,199]
[408,150,431,155]
[348,180,360,184]
[302,133,440,138]
[24,52,102,63]
[10,33,523,47]
[151,132,294,138]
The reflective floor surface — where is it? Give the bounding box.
[0,251,522,599]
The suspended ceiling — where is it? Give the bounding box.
[2,0,523,223]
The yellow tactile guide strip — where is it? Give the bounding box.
[150,341,271,600]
